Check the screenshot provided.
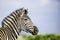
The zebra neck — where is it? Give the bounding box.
[10,12,20,34]
[1,10,21,39]
[2,15,19,39]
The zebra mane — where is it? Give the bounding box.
[1,8,28,39]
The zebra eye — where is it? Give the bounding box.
[24,24,26,26]
[24,19,27,20]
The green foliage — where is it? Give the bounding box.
[25,34,60,40]
[25,36,35,40]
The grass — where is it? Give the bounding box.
[17,34,60,40]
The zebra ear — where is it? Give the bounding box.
[24,9,28,14]
[21,8,28,17]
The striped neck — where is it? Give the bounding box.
[2,11,21,39]
[10,12,20,35]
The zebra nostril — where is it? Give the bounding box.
[34,26,38,32]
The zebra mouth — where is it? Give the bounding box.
[31,31,37,35]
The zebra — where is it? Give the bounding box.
[0,8,39,40]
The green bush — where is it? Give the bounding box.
[25,34,60,40]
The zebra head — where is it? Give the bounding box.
[18,8,39,35]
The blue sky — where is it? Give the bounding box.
[0,0,60,35]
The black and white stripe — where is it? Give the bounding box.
[1,8,22,40]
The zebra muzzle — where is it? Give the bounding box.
[28,26,39,35]
[32,26,39,35]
